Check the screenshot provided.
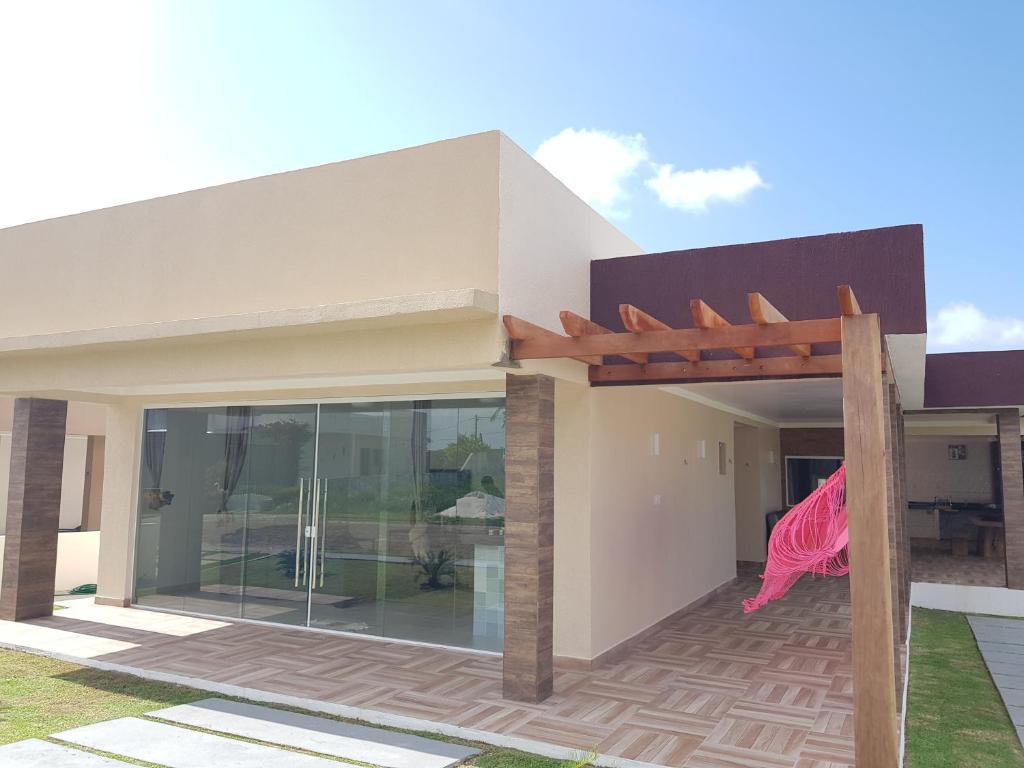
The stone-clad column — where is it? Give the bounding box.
[503,373,555,703]
[997,410,1024,589]
[0,398,68,621]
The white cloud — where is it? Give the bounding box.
[645,163,767,213]
[534,128,649,218]
[929,302,1024,351]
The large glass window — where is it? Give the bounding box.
[132,398,505,651]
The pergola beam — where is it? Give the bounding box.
[560,311,647,365]
[619,304,700,362]
[508,316,841,361]
[838,284,862,316]
[690,299,755,360]
[590,353,844,383]
[747,292,812,358]
[503,315,602,365]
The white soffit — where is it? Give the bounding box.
[665,377,844,427]
[886,333,926,410]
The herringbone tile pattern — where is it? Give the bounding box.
[25,574,853,767]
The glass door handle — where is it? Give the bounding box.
[294,478,305,587]
[319,483,328,589]
[309,477,321,589]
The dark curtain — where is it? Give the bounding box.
[143,410,166,489]
[219,406,254,513]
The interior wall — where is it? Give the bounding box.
[905,434,997,503]
[734,424,761,561]
[586,386,739,659]
[734,424,783,563]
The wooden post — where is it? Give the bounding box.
[842,314,900,767]
[996,409,1024,589]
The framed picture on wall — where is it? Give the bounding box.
[948,444,967,460]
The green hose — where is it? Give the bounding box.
[70,583,97,595]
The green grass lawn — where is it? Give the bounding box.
[905,608,1024,767]
[0,649,586,767]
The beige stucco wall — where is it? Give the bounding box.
[0,531,100,593]
[0,132,501,339]
[0,399,106,535]
[550,383,746,661]
[0,398,107,435]
[553,379,594,660]
[588,386,740,658]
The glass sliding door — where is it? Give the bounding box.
[132,397,505,651]
[134,406,248,619]
[311,399,506,650]
[237,405,318,625]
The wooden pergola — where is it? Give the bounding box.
[502,285,901,768]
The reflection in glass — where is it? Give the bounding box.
[132,398,505,651]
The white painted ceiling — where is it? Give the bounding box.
[668,377,844,425]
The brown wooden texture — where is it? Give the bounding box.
[503,373,555,702]
[590,354,843,384]
[512,317,842,361]
[841,314,899,767]
[504,315,601,365]
[690,299,755,359]
[559,310,647,364]
[883,382,906,708]
[747,292,812,358]
[619,303,700,362]
[997,409,1024,589]
[0,398,68,621]
[837,285,862,316]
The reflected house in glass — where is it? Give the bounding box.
[134,400,507,651]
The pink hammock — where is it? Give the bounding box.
[743,464,849,613]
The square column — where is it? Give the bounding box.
[503,373,555,703]
[0,398,68,621]
[95,402,143,607]
[997,410,1024,589]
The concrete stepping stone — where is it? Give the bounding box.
[150,698,480,768]
[969,615,1024,747]
[52,717,345,768]
[0,739,133,766]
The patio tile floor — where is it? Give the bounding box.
[2,574,854,768]
[910,549,1006,587]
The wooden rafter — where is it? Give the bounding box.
[838,284,862,316]
[619,304,700,362]
[509,316,841,361]
[590,354,844,383]
[747,292,812,358]
[503,315,602,365]
[690,299,755,360]
[559,311,647,364]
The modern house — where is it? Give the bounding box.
[1,131,1021,767]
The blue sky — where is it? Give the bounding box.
[2,1,1022,351]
